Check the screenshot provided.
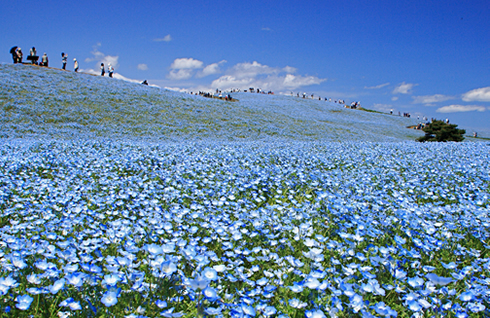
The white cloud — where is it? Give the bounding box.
[197,60,226,78]
[372,104,394,112]
[137,64,148,71]
[84,44,119,69]
[436,105,487,113]
[82,44,119,75]
[228,61,279,79]
[412,94,454,105]
[365,82,390,89]
[391,96,399,101]
[168,69,194,80]
[170,58,203,70]
[393,82,417,94]
[165,58,326,92]
[462,87,490,102]
[262,27,272,31]
[283,66,297,73]
[154,35,172,42]
[208,72,325,92]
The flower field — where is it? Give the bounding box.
[0,139,489,317]
[0,63,421,142]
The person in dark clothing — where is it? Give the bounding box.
[15,48,23,63]
[61,52,67,70]
[41,53,48,67]
[101,63,105,76]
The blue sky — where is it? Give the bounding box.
[2,0,489,136]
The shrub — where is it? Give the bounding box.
[417,120,465,142]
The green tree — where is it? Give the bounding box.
[416,120,466,142]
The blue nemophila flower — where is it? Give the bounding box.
[305,309,326,318]
[49,278,65,294]
[202,267,218,281]
[185,274,209,290]
[15,294,34,310]
[289,298,307,309]
[349,293,364,313]
[160,307,184,317]
[156,299,167,308]
[205,306,222,315]
[202,286,219,301]
[241,304,256,316]
[27,273,41,284]
[66,272,86,287]
[459,290,474,302]
[101,290,119,307]
[372,302,397,317]
[59,297,75,307]
[441,262,458,270]
[407,276,424,289]
[102,274,121,286]
[161,261,177,276]
[407,300,422,312]
[425,273,453,286]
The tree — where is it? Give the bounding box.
[416,120,465,142]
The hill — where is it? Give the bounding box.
[0,63,422,141]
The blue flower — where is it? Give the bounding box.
[101,290,119,307]
[459,291,474,302]
[203,286,219,301]
[205,306,222,315]
[202,267,218,281]
[305,309,326,318]
[15,294,34,310]
[49,278,65,294]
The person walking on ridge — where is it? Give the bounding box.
[108,63,114,78]
[41,53,48,67]
[101,63,105,76]
[29,47,37,64]
[61,53,67,70]
[74,58,79,72]
[16,48,23,63]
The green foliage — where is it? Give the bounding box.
[416,120,466,142]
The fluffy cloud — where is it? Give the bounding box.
[283,66,297,73]
[168,69,194,80]
[85,44,119,69]
[436,105,487,113]
[365,83,390,89]
[462,87,490,102]
[137,64,148,71]
[372,104,394,112]
[154,35,172,42]
[166,58,326,92]
[197,60,226,78]
[170,58,204,70]
[228,61,279,79]
[393,82,417,94]
[209,72,325,92]
[412,94,454,105]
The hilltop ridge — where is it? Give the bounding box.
[0,63,422,141]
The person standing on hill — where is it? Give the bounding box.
[29,47,37,64]
[61,52,67,70]
[108,63,114,78]
[100,63,105,76]
[16,48,23,63]
[41,53,48,67]
[74,58,79,72]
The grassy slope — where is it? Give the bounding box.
[0,63,422,141]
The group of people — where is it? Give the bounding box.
[10,45,114,77]
[100,63,114,78]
